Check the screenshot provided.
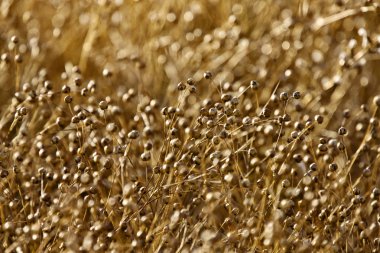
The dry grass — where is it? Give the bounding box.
[1,0,380,252]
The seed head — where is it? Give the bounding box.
[187,78,195,85]
[250,80,259,89]
[293,91,301,99]
[328,163,338,171]
[102,68,113,77]
[338,126,347,136]
[19,107,28,116]
[221,94,232,102]
[373,96,380,107]
[14,54,23,63]
[74,77,82,86]
[280,92,289,101]
[177,81,186,91]
[128,130,139,139]
[315,115,324,124]
[64,95,73,104]
[0,169,9,178]
[11,35,19,44]
[62,85,71,93]
[203,71,212,79]
[99,101,108,110]
[189,86,197,93]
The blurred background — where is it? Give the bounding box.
[0,0,379,128]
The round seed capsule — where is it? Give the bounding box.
[211,136,220,145]
[260,107,271,118]
[282,179,290,188]
[74,77,82,86]
[186,78,195,86]
[309,163,317,171]
[14,54,23,63]
[373,95,380,107]
[81,88,89,96]
[242,116,251,125]
[51,136,60,144]
[141,152,151,161]
[99,101,108,110]
[328,163,338,171]
[128,130,139,139]
[248,148,257,156]
[280,92,288,101]
[0,169,9,178]
[19,107,28,116]
[189,86,197,93]
[363,166,371,177]
[338,127,347,136]
[250,80,259,89]
[221,94,232,102]
[293,91,301,99]
[11,35,19,44]
[315,115,324,124]
[64,95,73,104]
[241,178,251,188]
[203,71,212,79]
[62,85,71,93]
[343,109,351,118]
[177,82,186,91]
[102,68,112,77]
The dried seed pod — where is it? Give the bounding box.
[74,77,82,86]
[102,68,113,77]
[177,82,186,91]
[221,94,232,102]
[343,109,351,118]
[14,54,23,63]
[315,115,324,124]
[280,92,288,101]
[187,78,195,85]
[204,71,212,79]
[211,136,220,145]
[250,80,259,89]
[0,169,9,178]
[293,154,302,163]
[11,35,19,44]
[64,95,73,104]
[338,127,347,136]
[291,131,299,139]
[104,158,114,169]
[328,163,338,171]
[141,152,151,161]
[282,179,290,188]
[242,116,251,125]
[293,91,301,99]
[260,107,271,118]
[19,107,28,116]
[51,136,60,144]
[62,84,71,93]
[241,178,251,188]
[363,166,372,177]
[170,138,182,148]
[257,179,265,189]
[373,95,380,107]
[71,116,80,124]
[309,163,317,171]
[189,86,197,93]
[99,100,108,110]
[81,88,89,96]
[144,141,153,151]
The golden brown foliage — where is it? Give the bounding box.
[1,0,380,252]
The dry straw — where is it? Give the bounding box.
[0,0,380,252]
